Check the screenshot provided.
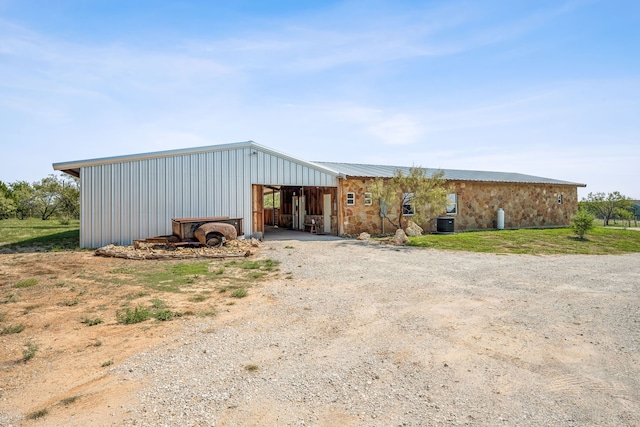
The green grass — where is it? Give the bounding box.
[189,293,208,302]
[116,305,152,324]
[231,288,248,298]
[22,341,39,361]
[111,259,280,294]
[224,259,280,271]
[13,278,38,288]
[408,227,640,255]
[153,309,175,321]
[81,317,103,326]
[0,218,79,251]
[2,324,25,334]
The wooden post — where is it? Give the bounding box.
[252,185,264,237]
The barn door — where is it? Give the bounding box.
[252,185,264,238]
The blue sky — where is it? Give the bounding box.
[1,0,638,198]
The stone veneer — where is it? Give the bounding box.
[340,178,579,235]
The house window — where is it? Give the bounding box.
[402,193,415,216]
[346,192,355,206]
[446,193,458,215]
[558,194,563,205]
[364,192,372,206]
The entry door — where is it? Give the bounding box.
[298,195,305,230]
[323,194,331,234]
[292,196,299,229]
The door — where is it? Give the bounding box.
[323,193,332,234]
[298,195,306,230]
[292,196,299,230]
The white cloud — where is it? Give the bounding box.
[368,114,425,146]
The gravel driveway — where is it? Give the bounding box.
[113,239,639,426]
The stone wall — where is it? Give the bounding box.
[340,178,579,235]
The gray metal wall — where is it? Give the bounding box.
[79,146,337,248]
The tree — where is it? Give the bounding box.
[582,192,633,226]
[32,175,64,220]
[10,181,36,219]
[570,209,595,240]
[57,176,80,220]
[370,166,448,231]
[0,181,16,219]
[0,193,16,219]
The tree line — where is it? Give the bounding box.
[580,191,637,226]
[0,174,80,221]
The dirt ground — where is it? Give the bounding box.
[0,240,639,426]
[0,247,269,425]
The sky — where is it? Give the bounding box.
[0,0,638,199]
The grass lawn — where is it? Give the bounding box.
[408,227,640,255]
[0,218,80,251]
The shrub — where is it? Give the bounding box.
[116,306,152,324]
[81,317,103,326]
[571,210,595,239]
[22,341,39,361]
[60,395,81,406]
[2,324,25,334]
[231,288,248,298]
[153,309,174,321]
[26,408,48,420]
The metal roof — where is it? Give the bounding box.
[314,161,586,186]
[53,141,341,178]
[52,141,584,187]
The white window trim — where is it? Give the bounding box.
[446,193,458,215]
[364,192,372,206]
[346,192,355,206]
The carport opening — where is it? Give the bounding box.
[254,185,337,239]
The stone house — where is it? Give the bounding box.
[315,162,586,236]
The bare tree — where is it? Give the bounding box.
[370,166,448,232]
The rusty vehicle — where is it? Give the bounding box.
[135,216,243,248]
[194,222,237,247]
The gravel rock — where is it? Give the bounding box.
[111,240,639,427]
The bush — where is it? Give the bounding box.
[22,341,39,361]
[571,210,595,239]
[116,306,152,324]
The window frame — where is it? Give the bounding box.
[346,192,355,206]
[363,192,373,206]
[402,192,415,216]
[446,193,458,215]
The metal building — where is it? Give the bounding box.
[53,141,340,248]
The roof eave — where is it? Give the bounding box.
[52,141,341,178]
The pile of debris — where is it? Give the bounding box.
[95,238,261,260]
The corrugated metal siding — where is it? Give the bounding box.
[79,146,338,248]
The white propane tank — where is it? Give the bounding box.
[497,208,505,230]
